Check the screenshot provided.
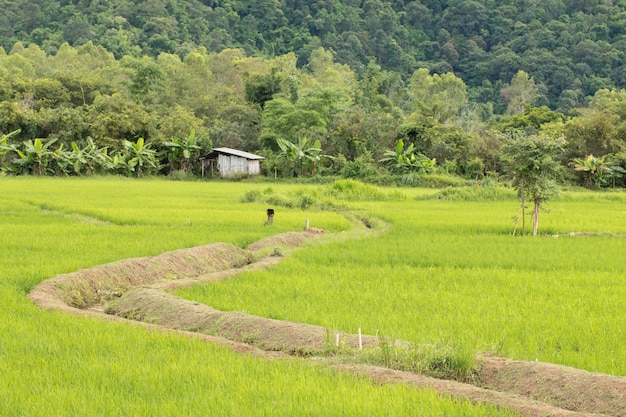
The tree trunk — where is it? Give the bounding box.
[519,179,526,236]
[533,195,540,236]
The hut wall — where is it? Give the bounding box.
[218,154,249,177]
[248,160,261,175]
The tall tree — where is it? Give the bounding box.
[500,131,565,236]
[501,70,539,115]
[407,68,467,123]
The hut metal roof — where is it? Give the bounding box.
[200,147,264,160]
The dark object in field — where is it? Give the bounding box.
[267,208,275,224]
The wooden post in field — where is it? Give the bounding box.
[305,218,309,230]
[335,332,340,347]
[267,208,274,225]
[358,328,362,350]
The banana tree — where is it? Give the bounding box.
[70,142,90,175]
[50,143,73,176]
[276,136,327,177]
[121,137,157,178]
[13,138,58,175]
[604,159,626,188]
[0,129,21,173]
[70,137,111,175]
[380,139,437,174]
[572,154,612,189]
[160,129,201,174]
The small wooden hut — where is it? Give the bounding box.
[199,147,264,178]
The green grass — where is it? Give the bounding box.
[178,194,626,377]
[0,177,518,417]
[2,290,516,416]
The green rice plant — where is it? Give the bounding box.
[1,288,517,416]
[0,177,520,417]
[358,339,476,382]
[179,195,626,377]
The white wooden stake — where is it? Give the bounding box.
[305,219,310,230]
[335,332,340,347]
[358,328,362,350]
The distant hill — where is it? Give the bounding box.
[3,0,626,111]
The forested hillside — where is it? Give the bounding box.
[3,0,626,111]
[2,0,626,187]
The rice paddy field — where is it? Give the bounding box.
[1,176,625,416]
[178,186,626,377]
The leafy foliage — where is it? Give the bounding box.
[160,130,201,174]
[380,139,436,174]
[500,131,566,236]
[6,0,626,111]
[12,138,58,175]
[572,154,608,189]
[276,136,328,177]
[120,137,158,178]
[4,18,626,186]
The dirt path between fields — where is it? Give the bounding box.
[29,226,625,417]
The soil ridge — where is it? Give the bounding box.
[29,228,625,417]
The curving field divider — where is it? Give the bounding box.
[29,242,254,312]
[29,227,626,417]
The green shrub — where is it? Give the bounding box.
[169,170,196,181]
[266,194,295,208]
[298,193,317,210]
[326,179,397,201]
[228,172,251,181]
[419,185,517,201]
[341,158,381,180]
[400,173,469,188]
[240,189,262,203]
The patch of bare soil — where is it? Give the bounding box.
[550,232,626,238]
[30,242,253,310]
[29,229,626,417]
[106,287,378,355]
[335,364,605,417]
[246,230,322,253]
[477,355,626,417]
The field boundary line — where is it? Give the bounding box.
[28,216,625,417]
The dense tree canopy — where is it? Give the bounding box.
[3,0,626,111]
[2,1,626,188]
